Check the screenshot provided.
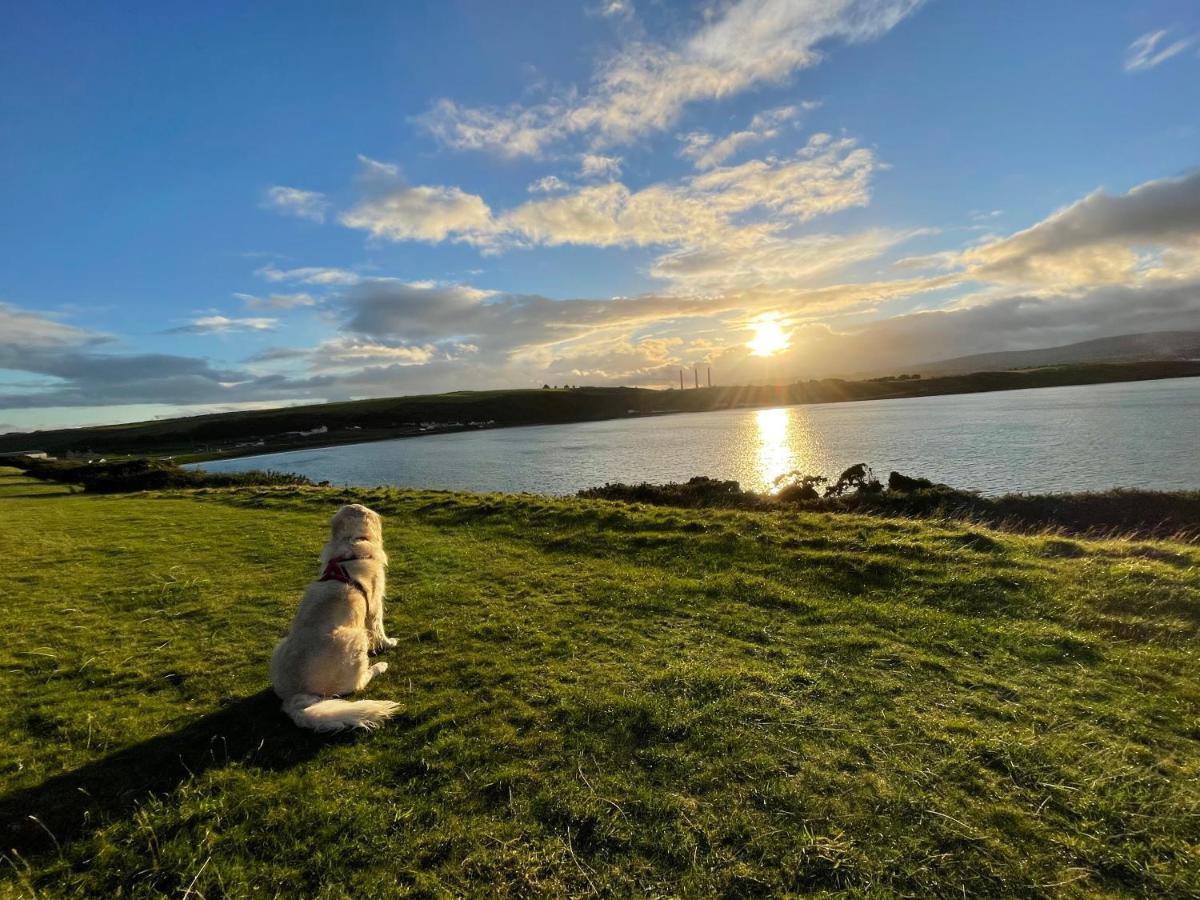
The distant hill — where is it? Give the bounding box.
[914,331,1200,376]
[3,360,1199,461]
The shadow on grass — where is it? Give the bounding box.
[0,689,334,857]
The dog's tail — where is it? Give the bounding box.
[281,693,401,733]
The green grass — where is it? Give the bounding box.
[1,467,1198,896]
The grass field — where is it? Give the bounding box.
[1,466,1198,896]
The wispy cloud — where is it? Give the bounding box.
[528,175,570,194]
[338,133,881,289]
[235,292,320,310]
[679,103,817,170]
[261,186,330,222]
[580,154,623,179]
[1124,29,1194,72]
[255,264,364,286]
[249,336,478,373]
[339,183,492,243]
[0,303,104,349]
[416,0,923,157]
[591,0,633,20]
[167,315,279,334]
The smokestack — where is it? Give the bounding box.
[693,367,698,389]
[679,369,684,390]
[707,366,712,388]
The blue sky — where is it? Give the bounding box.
[2,0,1199,430]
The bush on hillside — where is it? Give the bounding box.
[580,467,1200,541]
[773,471,826,502]
[10,456,318,493]
[822,463,884,497]
[578,476,769,509]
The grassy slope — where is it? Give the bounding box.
[0,467,1197,897]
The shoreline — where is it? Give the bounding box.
[182,370,1200,467]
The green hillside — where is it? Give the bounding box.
[1,468,1197,896]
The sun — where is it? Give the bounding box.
[747,316,790,357]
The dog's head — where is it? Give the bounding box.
[329,503,383,547]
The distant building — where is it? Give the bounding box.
[0,450,50,459]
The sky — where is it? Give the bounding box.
[2,0,1199,431]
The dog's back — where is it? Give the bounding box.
[270,505,399,732]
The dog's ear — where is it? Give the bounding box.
[330,504,357,538]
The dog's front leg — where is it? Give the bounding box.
[368,598,398,653]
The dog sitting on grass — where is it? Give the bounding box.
[270,504,401,732]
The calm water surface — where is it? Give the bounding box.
[194,378,1200,495]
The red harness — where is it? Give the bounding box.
[319,538,372,586]
[320,557,355,585]
[319,554,375,623]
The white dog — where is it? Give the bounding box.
[270,504,401,732]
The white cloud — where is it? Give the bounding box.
[949,170,1200,287]
[0,303,101,349]
[340,184,493,243]
[315,338,440,367]
[1124,29,1194,72]
[235,292,320,310]
[168,315,278,334]
[355,154,400,182]
[261,186,330,222]
[339,134,879,286]
[417,0,923,156]
[337,156,493,243]
[502,136,875,255]
[251,336,476,372]
[527,175,570,194]
[255,264,364,286]
[593,0,633,19]
[680,103,815,169]
[686,135,875,219]
[415,98,563,159]
[772,278,1200,377]
[580,153,623,179]
[650,229,924,290]
[679,130,755,171]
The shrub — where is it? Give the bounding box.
[823,463,883,497]
[773,471,826,502]
[10,456,318,493]
[887,471,936,492]
[580,468,1200,540]
[578,476,769,509]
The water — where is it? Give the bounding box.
[193,377,1200,495]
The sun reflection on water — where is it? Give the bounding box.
[749,406,828,492]
[755,407,795,491]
